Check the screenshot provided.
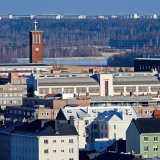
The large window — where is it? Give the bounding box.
[69,148,74,153]
[144,146,148,152]
[154,137,158,142]
[89,87,99,93]
[138,87,149,92]
[76,87,86,93]
[154,146,158,152]
[114,87,124,93]
[51,88,62,94]
[126,87,136,92]
[0,100,6,104]
[64,88,74,93]
[39,88,49,94]
[151,86,160,92]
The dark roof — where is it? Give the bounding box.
[133,118,160,133]
[13,119,78,136]
[92,152,142,160]
[79,150,91,160]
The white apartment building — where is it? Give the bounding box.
[56,106,139,148]
[10,119,79,160]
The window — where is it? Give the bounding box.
[69,139,73,143]
[61,150,64,152]
[114,125,116,129]
[101,133,103,138]
[53,150,56,153]
[53,140,56,143]
[69,159,74,160]
[105,133,107,137]
[39,88,49,94]
[144,146,148,152]
[76,87,86,93]
[89,87,99,93]
[101,124,103,129]
[154,146,158,152]
[126,87,136,92]
[114,133,116,139]
[44,140,48,144]
[154,137,158,142]
[105,124,107,129]
[64,88,74,93]
[151,86,160,92]
[51,88,62,93]
[44,149,48,154]
[144,137,148,142]
[138,87,149,92]
[61,140,64,143]
[85,120,89,125]
[114,87,124,93]
[69,148,74,153]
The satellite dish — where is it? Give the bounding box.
[34,91,39,96]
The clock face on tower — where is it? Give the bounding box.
[35,47,39,51]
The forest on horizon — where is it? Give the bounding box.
[0,18,160,66]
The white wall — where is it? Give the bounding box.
[38,135,79,160]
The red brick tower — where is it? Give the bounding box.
[29,20,43,63]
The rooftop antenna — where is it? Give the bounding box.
[34,20,38,30]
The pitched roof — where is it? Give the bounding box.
[12,119,78,136]
[133,118,160,133]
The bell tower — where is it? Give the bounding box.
[29,20,43,63]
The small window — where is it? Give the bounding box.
[44,149,48,154]
[114,125,116,129]
[114,133,116,139]
[53,140,56,143]
[144,137,148,142]
[61,140,64,143]
[69,139,73,143]
[101,124,103,129]
[154,137,158,142]
[44,140,48,144]
[85,120,89,125]
[53,150,56,152]
[61,150,64,152]
[69,159,74,160]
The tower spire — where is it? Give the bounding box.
[33,20,38,30]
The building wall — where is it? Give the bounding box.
[11,135,38,160]
[0,134,11,160]
[140,133,160,158]
[108,121,130,140]
[134,59,160,72]
[126,121,140,154]
[39,135,79,160]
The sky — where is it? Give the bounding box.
[0,0,160,15]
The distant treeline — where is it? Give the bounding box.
[1,18,160,63]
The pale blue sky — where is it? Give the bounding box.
[0,0,159,15]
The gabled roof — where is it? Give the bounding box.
[133,118,160,134]
[12,119,78,136]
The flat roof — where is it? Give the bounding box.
[134,58,160,61]
[0,63,50,67]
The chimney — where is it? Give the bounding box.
[41,120,46,128]
[130,92,133,96]
[87,106,90,114]
[69,116,74,125]
[54,120,58,130]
